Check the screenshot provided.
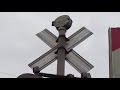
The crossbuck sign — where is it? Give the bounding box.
[28,15,94,75]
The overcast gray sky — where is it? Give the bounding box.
[0,12,120,78]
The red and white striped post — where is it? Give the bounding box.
[109,27,120,78]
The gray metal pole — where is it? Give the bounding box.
[52,15,72,75]
[57,27,66,75]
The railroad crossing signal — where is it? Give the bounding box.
[28,15,94,76]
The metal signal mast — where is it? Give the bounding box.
[17,15,94,78]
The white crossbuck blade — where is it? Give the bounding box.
[28,27,94,73]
